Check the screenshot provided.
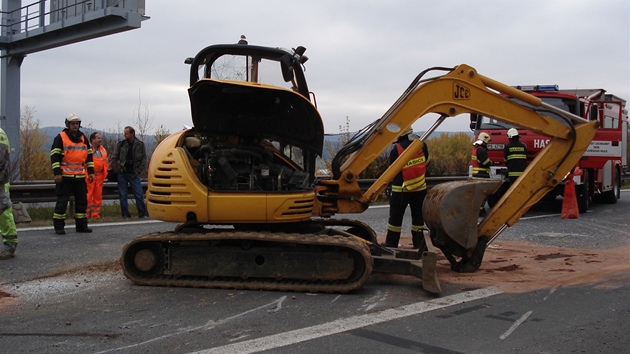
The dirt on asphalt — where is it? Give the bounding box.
[2,238,629,310]
[390,235,630,293]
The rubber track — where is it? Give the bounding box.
[121,230,373,293]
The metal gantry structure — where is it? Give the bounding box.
[0,0,148,175]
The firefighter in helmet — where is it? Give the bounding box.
[382,127,430,249]
[50,113,94,235]
[504,128,528,184]
[471,132,492,178]
[471,132,493,215]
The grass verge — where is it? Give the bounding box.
[17,204,145,228]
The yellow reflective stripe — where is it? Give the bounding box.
[387,224,402,232]
[506,154,526,160]
[392,185,403,193]
[472,167,490,172]
[508,171,523,177]
[402,175,427,191]
[51,148,63,156]
[53,213,66,219]
[51,162,61,169]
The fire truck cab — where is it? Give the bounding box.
[470,85,628,212]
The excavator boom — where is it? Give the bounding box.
[318,64,598,271]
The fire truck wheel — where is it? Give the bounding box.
[602,169,620,204]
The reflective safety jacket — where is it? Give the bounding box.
[471,145,491,177]
[504,140,528,178]
[391,139,429,193]
[51,129,94,177]
[91,145,109,176]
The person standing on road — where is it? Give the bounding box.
[111,126,149,219]
[504,128,528,184]
[382,128,430,249]
[86,132,108,219]
[50,113,94,235]
[0,127,18,259]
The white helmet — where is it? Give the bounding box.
[507,128,519,138]
[478,132,491,144]
[65,113,81,127]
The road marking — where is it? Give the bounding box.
[499,310,533,340]
[191,287,502,354]
[543,287,557,301]
[95,296,287,354]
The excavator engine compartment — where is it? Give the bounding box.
[180,131,311,193]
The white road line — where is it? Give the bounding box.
[500,310,533,340]
[96,296,287,354]
[191,287,502,354]
[543,287,557,301]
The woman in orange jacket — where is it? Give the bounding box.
[86,132,108,219]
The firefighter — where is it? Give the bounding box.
[382,127,429,249]
[50,113,94,235]
[86,132,108,219]
[504,128,528,184]
[471,132,493,215]
[0,127,18,259]
[471,132,492,178]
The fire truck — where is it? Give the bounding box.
[470,85,628,212]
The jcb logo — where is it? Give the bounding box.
[454,83,470,99]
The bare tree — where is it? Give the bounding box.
[133,91,154,143]
[18,106,52,181]
[153,124,171,148]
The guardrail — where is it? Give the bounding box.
[9,181,147,204]
[9,176,469,204]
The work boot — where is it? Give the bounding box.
[381,231,400,248]
[412,230,426,250]
[0,243,17,260]
[76,218,92,233]
[54,219,66,235]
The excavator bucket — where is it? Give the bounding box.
[423,179,502,255]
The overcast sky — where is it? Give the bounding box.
[16,0,630,135]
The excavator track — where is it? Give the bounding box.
[121,229,373,293]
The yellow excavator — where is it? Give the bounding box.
[121,43,598,294]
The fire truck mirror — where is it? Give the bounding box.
[470,113,479,131]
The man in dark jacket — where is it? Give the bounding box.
[382,128,429,249]
[111,126,149,218]
[504,128,528,184]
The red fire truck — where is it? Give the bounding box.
[470,85,628,212]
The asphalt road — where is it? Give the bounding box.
[1,191,629,353]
